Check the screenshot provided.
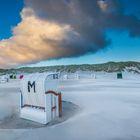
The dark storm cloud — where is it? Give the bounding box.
[25,0,140,50]
[0,0,140,68]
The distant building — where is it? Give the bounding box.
[117,72,123,79]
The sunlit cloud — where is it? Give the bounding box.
[0,0,140,68]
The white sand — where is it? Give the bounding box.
[0,72,140,140]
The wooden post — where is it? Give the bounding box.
[59,93,62,117]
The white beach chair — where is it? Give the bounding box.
[20,73,62,124]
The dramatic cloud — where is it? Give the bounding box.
[0,0,140,68]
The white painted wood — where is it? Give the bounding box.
[20,73,61,124]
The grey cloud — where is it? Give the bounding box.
[25,0,140,47]
[0,0,140,68]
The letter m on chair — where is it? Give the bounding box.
[28,81,36,93]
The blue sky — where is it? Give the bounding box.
[0,0,140,67]
[0,0,23,40]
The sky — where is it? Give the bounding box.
[0,0,140,68]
